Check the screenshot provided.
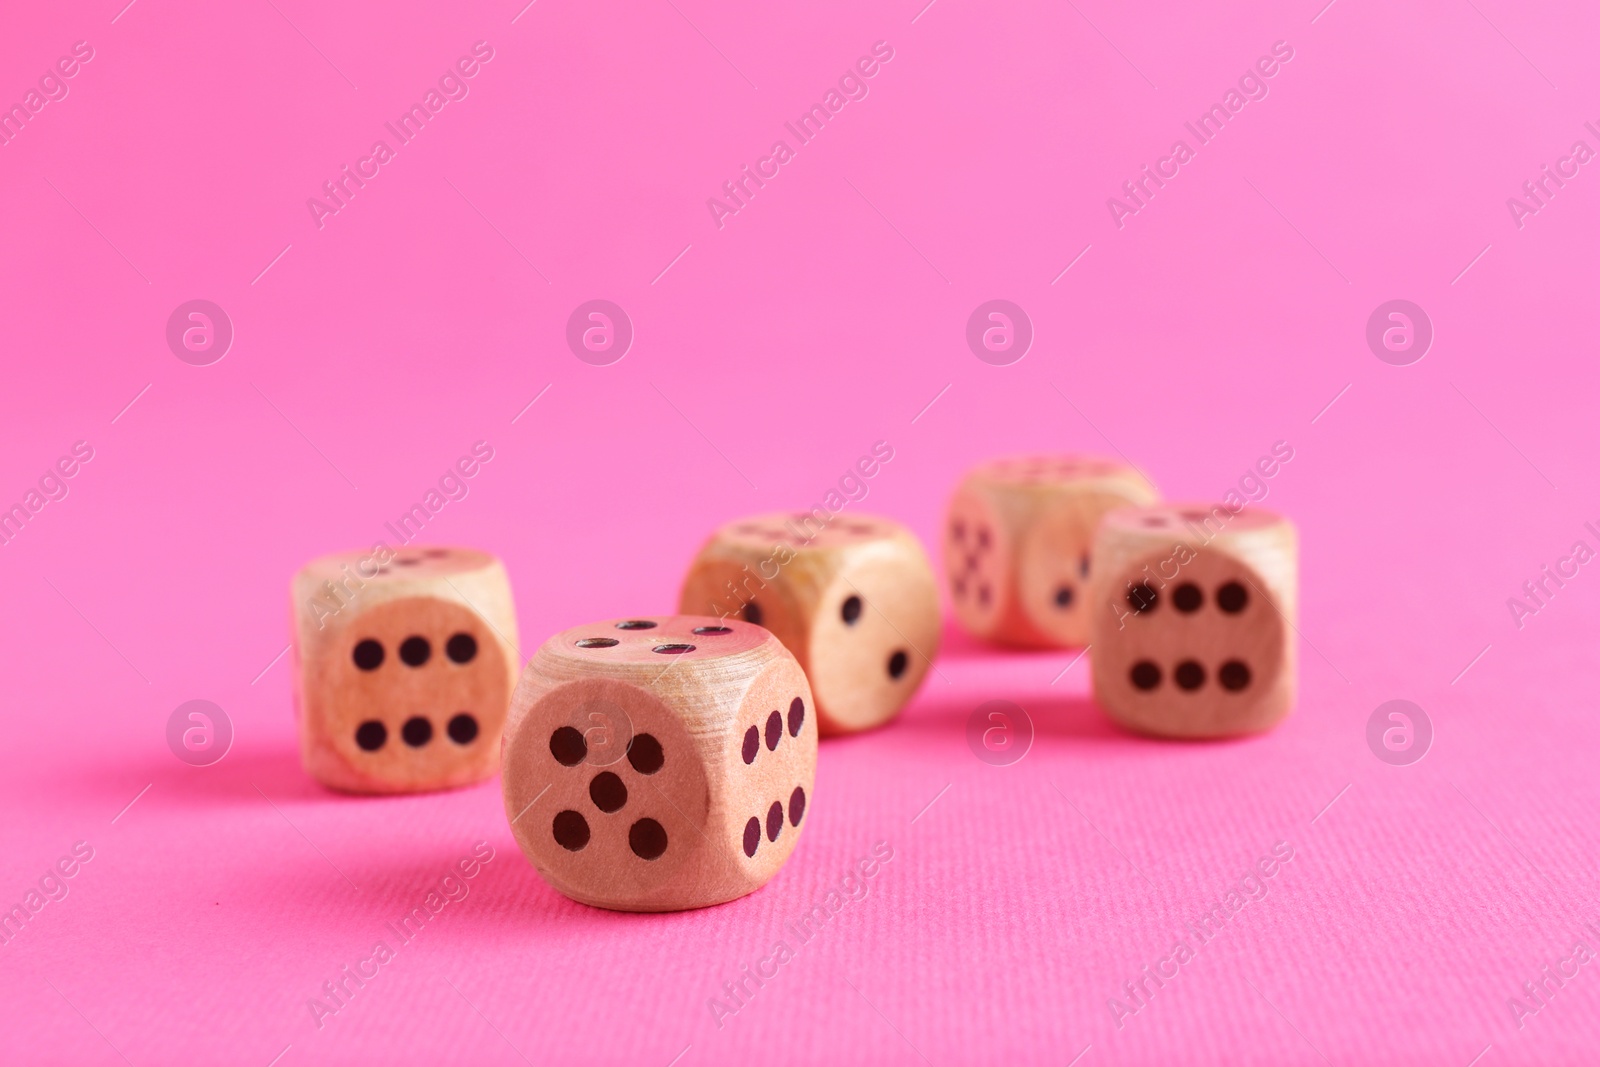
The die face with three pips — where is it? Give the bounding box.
[1089,505,1297,738]
[945,455,1159,648]
[678,513,940,735]
[502,616,816,912]
[291,546,519,794]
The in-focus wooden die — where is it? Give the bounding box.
[291,546,519,794]
[677,513,940,735]
[1088,505,1297,738]
[501,616,816,912]
[944,455,1159,648]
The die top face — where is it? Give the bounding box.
[308,594,512,791]
[300,545,496,583]
[503,616,816,911]
[718,512,906,551]
[540,615,773,668]
[1103,503,1284,540]
[970,454,1145,489]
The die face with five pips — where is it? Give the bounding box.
[1089,505,1297,738]
[678,513,940,735]
[945,455,1159,648]
[502,616,816,912]
[291,546,519,794]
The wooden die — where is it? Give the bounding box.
[291,546,519,794]
[678,512,940,735]
[945,455,1158,647]
[501,616,816,912]
[1088,505,1297,738]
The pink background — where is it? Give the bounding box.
[2,0,1598,1063]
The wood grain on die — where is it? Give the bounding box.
[290,546,518,794]
[502,616,816,912]
[946,455,1158,648]
[677,513,940,735]
[1088,505,1297,738]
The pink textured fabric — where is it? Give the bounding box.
[1,0,1596,1063]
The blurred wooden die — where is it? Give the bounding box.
[291,546,518,793]
[945,455,1158,647]
[679,512,939,735]
[1089,505,1296,738]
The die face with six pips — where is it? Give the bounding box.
[678,513,940,735]
[1089,505,1297,738]
[291,546,519,794]
[502,616,816,912]
[945,455,1159,648]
